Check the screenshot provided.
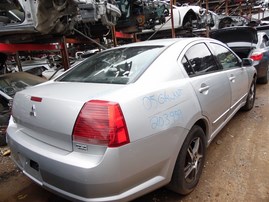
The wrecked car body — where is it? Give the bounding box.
[0,0,121,43]
[195,8,249,30]
[0,0,173,42]
[137,3,250,40]
[115,0,170,33]
[0,0,252,44]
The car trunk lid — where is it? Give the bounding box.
[12,82,123,151]
[210,26,258,45]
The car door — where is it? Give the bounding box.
[181,42,231,134]
[209,42,248,114]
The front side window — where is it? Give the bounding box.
[58,46,165,84]
[181,43,218,76]
[210,43,241,69]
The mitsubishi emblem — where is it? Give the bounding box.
[30,105,37,117]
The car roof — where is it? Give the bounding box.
[112,37,211,48]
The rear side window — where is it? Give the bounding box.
[210,43,241,69]
[181,43,218,76]
[58,46,165,84]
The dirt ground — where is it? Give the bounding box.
[0,82,269,202]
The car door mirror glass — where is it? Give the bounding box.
[242,58,253,66]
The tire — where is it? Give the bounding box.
[257,74,268,84]
[167,125,206,195]
[0,134,7,146]
[241,79,256,111]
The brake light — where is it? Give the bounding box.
[250,53,263,61]
[31,96,42,102]
[73,100,130,147]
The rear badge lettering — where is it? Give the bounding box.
[75,144,88,151]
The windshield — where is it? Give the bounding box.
[58,46,165,84]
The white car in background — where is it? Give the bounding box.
[140,2,249,38]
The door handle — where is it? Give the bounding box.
[229,76,236,82]
[229,74,235,81]
[199,85,210,93]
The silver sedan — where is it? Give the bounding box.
[7,37,256,202]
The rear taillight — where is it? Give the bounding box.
[73,100,130,147]
[250,53,263,61]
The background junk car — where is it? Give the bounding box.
[210,26,269,84]
[0,72,45,146]
[0,91,12,146]
[7,38,256,202]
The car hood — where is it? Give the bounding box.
[210,26,258,44]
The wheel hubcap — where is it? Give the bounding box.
[184,137,203,183]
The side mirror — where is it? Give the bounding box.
[242,58,253,67]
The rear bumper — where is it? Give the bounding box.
[7,124,186,202]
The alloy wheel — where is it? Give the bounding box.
[184,137,203,183]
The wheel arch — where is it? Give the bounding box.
[218,17,233,29]
[185,113,210,144]
[182,9,198,27]
[193,118,209,141]
[251,71,257,85]
[167,118,208,194]
[253,72,257,82]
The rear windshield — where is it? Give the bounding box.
[58,46,164,84]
